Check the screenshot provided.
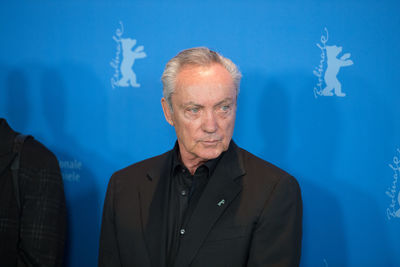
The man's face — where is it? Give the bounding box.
[162,63,237,163]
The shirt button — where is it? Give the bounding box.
[180,229,185,235]
[181,190,187,196]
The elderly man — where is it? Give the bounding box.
[99,47,302,267]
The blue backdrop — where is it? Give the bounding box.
[1,1,399,266]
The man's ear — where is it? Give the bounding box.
[161,97,174,126]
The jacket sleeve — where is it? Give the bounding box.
[98,175,122,267]
[247,175,303,267]
[17,143,67,267]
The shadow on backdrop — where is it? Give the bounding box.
[258,78,290,166]
[4,69,31,132]
[243,72,349,266]
[292,73,349,266]
[39,66,109,267]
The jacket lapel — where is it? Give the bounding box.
[0,119,18,178]
[140,151,173,267]
[0,152,15,178]
[174,142,246,266]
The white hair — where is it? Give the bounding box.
[161,47,242,109]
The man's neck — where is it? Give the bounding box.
[178,148,208,175]
[180,155,206,175]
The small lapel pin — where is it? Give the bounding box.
[217,199,225,207]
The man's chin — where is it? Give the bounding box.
[196,147,224,160]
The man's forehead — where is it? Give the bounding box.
[176,63,231,81]
[178,63,217,73]
[176,64,234,87]
[181,97,235,107]
[170,63,236,105]
[172,84,236,103]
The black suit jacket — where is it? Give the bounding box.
[99,142,302,267]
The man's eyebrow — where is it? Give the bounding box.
[180,98,234,108]
[214,98,233,107]
[181,102,203,108]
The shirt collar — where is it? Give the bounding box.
[171,141,224,177]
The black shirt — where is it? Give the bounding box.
[166,143,221,266]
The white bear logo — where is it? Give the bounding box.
[321,45,353,97]
[313,28,354,98]
[110,21,147,89]
[117,38,147,87]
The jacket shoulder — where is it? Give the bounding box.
[237,146,298,187]
[111,150,170,183]
[20,137,60,173]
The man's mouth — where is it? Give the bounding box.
[201,139,221,145]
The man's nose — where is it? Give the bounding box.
[201,110,217,133]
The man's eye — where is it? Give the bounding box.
[189,107,199,113]
[221,105,230,111]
